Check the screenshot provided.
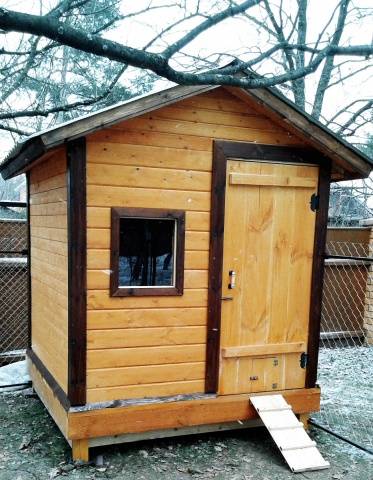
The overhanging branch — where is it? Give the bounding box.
[0,6,372,91]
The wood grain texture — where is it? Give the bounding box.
[67,138,87,406]
[222,342,307,358]
[229,172,317,188]
[72,439,89,462]
[87,207,210,231]
[87,380,205,403]
[87,288,207,310]
[87,362,205,388]
[28,355,69,439]
[30,150,68,393]
[87,326,206,349]
[68,387,321,440]
[85,88,310,402]
[219,160,318,395]
[87,344,206,369]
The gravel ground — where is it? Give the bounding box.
[0,390,372,480]
[314,346,373,451]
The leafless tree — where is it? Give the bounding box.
[0,0,371,146]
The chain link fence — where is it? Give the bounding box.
[312,238,373,454]
[0,191,372,453]
[312,179,373,454]
[0,201,28,367]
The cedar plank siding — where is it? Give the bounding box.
[85,88,306,403]
[29,149,68,393]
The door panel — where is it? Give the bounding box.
[219,160,318,395]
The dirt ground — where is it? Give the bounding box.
[0,390,371,480]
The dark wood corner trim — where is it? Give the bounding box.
[205,142,228,393]
[27,349,70,411]
[26,172,31,350]
[110,207,185,297]
[67,138,87,407]
[306,160,331,388]
[205,140,331,394]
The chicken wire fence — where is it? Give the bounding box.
[0,201,28,367]
[311,239,373,454]
[0,197,372,452]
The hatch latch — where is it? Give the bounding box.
[310,193,319,212]
[300,352,309,369]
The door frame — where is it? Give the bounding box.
[205,140,331,394]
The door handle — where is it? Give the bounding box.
[221,296,234,301]
[228,270,236,289]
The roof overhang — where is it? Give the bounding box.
[0,82,371,181]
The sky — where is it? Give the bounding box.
[0,0,372,157]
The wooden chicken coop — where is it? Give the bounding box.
[1,83,371,462]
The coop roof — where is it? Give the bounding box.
[0,81,372,181]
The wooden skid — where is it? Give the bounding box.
[68,388,320,440]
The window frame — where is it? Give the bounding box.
[110,207,185,297]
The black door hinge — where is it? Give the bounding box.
[300,352,308,369]
[310,193,319,212]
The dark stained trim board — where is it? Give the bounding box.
[306,160,331,388]
[213,140,329,165]
[67,138,87,407]
[110,207,185,297]
[205,142,228,393]
[205,140,330,394]
[26,171,32,350]
[27,348,70,411]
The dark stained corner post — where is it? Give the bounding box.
[67,138,87,406]
[306,160,331,388]
[205,141,228,393]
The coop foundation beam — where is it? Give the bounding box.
[67,388,321,440]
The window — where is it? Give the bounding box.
[110,208,185,296]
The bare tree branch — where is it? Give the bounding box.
[162,0,263,59]
[337,100,373,134]
[312,0,350,119]
[0,5,372,92]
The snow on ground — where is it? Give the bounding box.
[0,360,30,391]
[313,345,373,452]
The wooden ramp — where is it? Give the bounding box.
[250,395,330,473]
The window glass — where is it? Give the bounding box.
[118,217,175,287]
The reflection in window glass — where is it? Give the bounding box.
[118,218,175,287]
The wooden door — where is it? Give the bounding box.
[219,160,319,395]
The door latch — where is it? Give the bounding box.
[300,352,309,369]
[310,193,319,212]
[228,270,236,289]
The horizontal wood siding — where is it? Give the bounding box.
[30,149,68,392]
[86,88,305,403]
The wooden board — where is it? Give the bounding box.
[84,88,309,402]
[87,326,206,349]
[68,387,321,440]
[28,356,68,439]
[30,151,69,393]
[250,394,329,472]
[87,362,205,388]
[87,344,206,369]
[219,160,318,395]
